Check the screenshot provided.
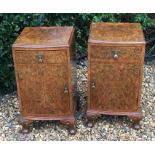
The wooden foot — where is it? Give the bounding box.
[86,121,94,128]
[68,128,77,135]
[18,116,33,134]
[60,118,77,135]
[128,113,143,130]
[85,114,98,128]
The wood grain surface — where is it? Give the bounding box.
[87,22,145,129]
[12,27,76,134]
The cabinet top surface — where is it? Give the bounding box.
[13,26,74,48]
[89,22,145,44]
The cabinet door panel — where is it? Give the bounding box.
[17,64,44,115]
[90,62,140,112]
[17,64,70,116]
[44,64,70,115]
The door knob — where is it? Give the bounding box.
[36,54,44,63]
[91,79,95,89]
[64,84,69,94]
[112,50,119,59]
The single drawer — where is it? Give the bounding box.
[90,46,142,61]
[13,50,67,64]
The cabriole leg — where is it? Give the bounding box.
[18,116,33,134]
[128,113,143,130]
[60,118,77,135]
[85,114,98,128]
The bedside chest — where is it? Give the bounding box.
[86,23,145,129]
[12,27,77,134]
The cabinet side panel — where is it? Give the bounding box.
[67,37,76,116]
[87,44,91,110]
[137,45,145,109]
[12,48,23,114]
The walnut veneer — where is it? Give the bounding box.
[12,27,76,134]
[86,23,146,129]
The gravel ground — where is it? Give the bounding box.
[0,59,155,141]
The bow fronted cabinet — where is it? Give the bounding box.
[12,27,77,134]
[86,23,146,129]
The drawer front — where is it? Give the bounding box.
[14,50,67,64]
[90,46,142,61]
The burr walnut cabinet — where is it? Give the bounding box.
[86,23,145,129]
[12,27,77,134]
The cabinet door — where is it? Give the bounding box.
[16,64,44,115]
[44,64,70,116]
[17,64,70,116]
[89,62,141,112]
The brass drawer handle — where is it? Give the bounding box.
[64,84,69,94]
[91,79,95,89]
[112,50,120,59]
[36,54,44,63]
